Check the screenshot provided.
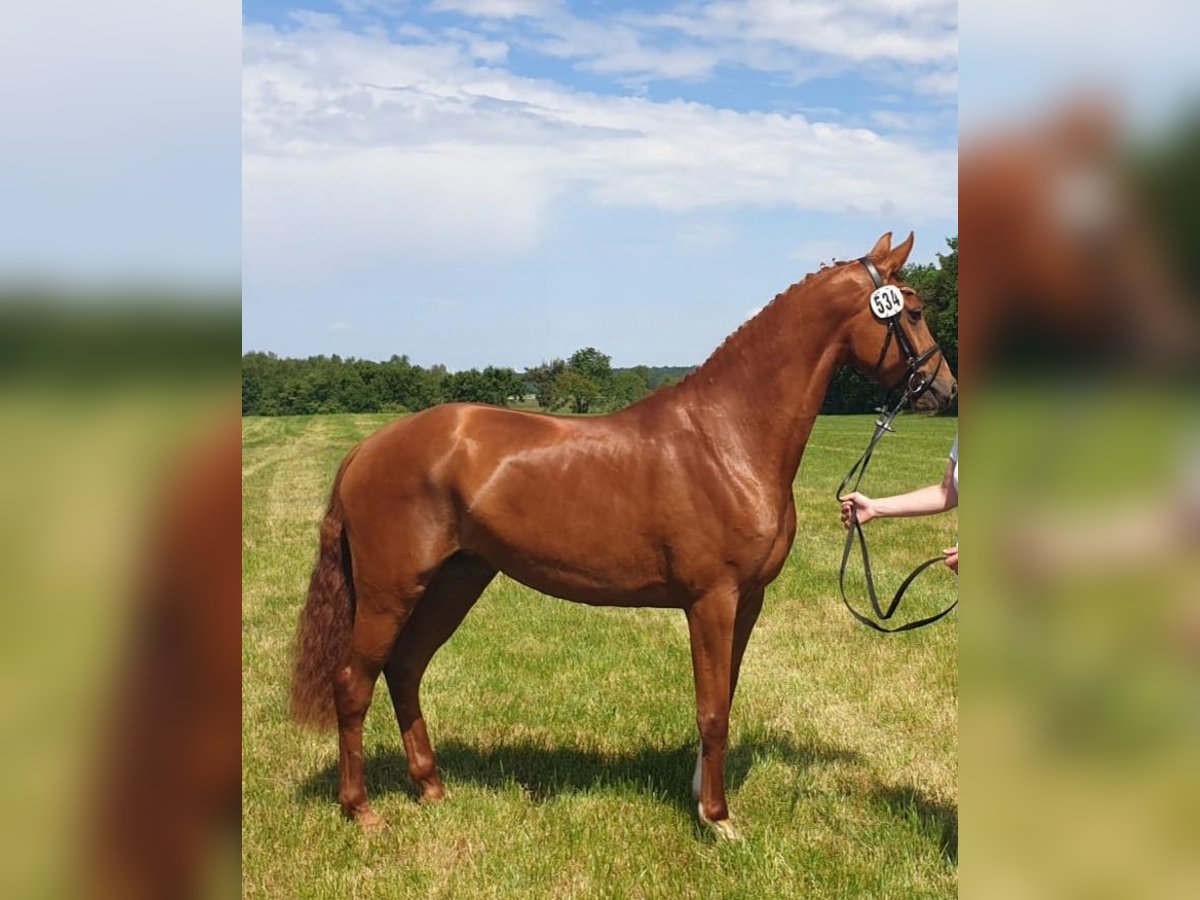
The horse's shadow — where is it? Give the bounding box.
[298,733,956,862]
[299,731,859,820]
[869,782,958,864]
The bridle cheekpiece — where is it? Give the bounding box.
[857,257,944,405]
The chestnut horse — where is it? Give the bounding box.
[291,231,957,838]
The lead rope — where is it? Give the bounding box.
[835,399,958,633]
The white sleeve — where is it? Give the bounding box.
[949,434,958,463]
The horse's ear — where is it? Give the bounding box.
[882,231,915,276]
[867,232,892,259]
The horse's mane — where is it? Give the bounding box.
[671,258,856,392]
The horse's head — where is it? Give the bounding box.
[840,231,958,412]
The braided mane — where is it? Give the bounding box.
[672,258,856,391]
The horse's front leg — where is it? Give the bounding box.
[686,585,739,839]
[694,585,764,803]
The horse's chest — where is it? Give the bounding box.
[757,501,798,583]
[699,484,796,582]
[713,476,789,541]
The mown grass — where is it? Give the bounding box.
[243,412,958,899]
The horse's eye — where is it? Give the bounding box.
[907,309,923,323]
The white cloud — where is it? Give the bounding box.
[329,321,353,333]
[413,0,959,86]
[451,0,959,87]
[869,108,955,134]
[535,20,720,82]
[243,18,955,280]
[631,0,957,67]
[914,68,957,95]
[429,0,560,19]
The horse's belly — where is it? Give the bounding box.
[502,562,683,609]
[464,519,685,607]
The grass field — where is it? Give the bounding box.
[242,412,958,899]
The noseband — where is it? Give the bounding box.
[831,259,957,634]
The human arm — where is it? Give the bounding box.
[839,455,958,527]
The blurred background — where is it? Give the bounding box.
[961,0,1200,895]
[0,2,240,897]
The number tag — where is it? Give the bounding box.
[870,285,904,319]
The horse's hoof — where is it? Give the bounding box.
[356,809,387,833]
[417,784,446,805]
[698,804,742,842]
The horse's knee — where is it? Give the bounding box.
[697,710,729,746]
[333,664,373,716]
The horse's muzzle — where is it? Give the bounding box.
[914,376,957,413]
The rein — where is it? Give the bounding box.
[833,259,957,634]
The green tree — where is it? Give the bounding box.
[525,359,567,410]
[607,368,650,409]
[443,369,487,404]
[332,365,372,413]
[241,352,270,414]
[442,366,524,406]
[900,262,938,307]
[567,347,612,388]
[932,237,958,378]
[556,370,602,414]
[481,366,526,405]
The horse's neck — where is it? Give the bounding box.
[671,283,847,489]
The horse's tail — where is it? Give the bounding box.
[290,448,360,730]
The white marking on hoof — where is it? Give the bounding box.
[692,746,702,800]
[698,803,741,842]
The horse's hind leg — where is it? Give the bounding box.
[333,599,412,831]
[384,553,495,802]
[335,541,456,830]
[331,607,396,830]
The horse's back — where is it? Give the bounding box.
[337,403,575,522]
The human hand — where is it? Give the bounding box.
[943,545,958,573]
[839,492,878,528]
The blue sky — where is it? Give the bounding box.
[242,0,958,369]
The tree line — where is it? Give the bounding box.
[242,238,958,417]
[241,347,678,417]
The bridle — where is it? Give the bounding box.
[859,256,946,402]
[832,258,957,633]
